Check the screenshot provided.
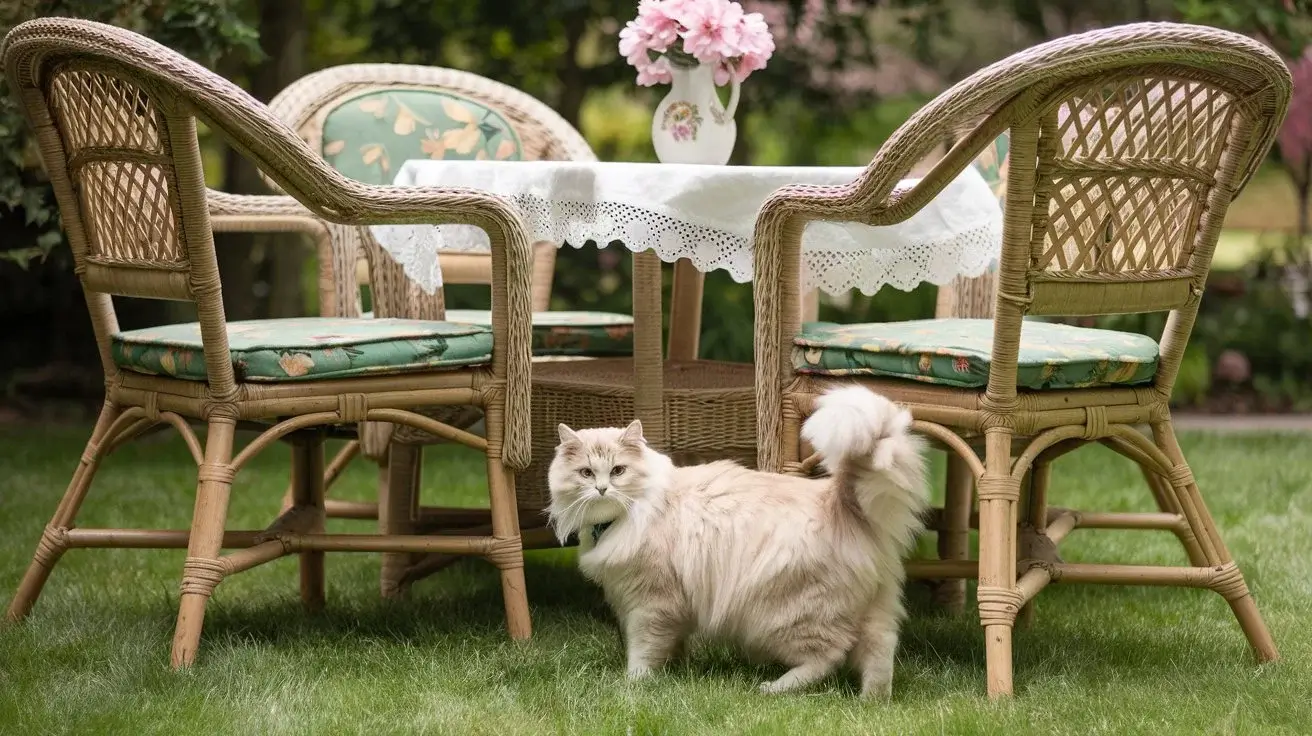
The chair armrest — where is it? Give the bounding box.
[207,190,329,234]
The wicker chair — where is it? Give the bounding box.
[752,22,1289,697]
[212,63,628,595]
[1,17,537,665]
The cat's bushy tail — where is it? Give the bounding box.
[801,386,929,555]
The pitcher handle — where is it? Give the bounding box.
[723,71,741,120]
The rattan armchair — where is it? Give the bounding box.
[752,22,1289,697]
[1,17,537,665]
[211,63,627,596]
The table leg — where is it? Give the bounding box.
[801,288,820,324]
[667,258,704,362]
[632,250,666,450]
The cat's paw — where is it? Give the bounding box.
[758,680,794,695]
[626,664,654,681]
[860,679,893,700]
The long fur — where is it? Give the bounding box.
[547,386,928,698]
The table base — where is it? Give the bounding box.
[515,358,757,509]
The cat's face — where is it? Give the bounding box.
[547,420,651,540]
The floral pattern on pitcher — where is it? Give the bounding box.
[661,101,703,142]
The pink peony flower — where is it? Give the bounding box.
[618,20,652,65]
[634,0,682,50]
[635,55,674,86]
[731,11,774,82]
[681,0,744,64]
[618,0,773,85]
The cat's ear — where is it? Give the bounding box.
[620,419,644,445]
[557,423,581,446]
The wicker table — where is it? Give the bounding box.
[371,160,1002,497]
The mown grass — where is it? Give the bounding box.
[1,426,1308,735]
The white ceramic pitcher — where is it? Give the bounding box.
[651,61,741,165]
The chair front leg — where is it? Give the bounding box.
[483,401,531,641]
[976,428,1022,698]
[170,415,238,669]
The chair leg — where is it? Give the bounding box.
[379,442,421,599]
[282,439,359,516]
[1015,461,1049,629]
[976,429,1021,698]
[170,416,238,669]
[484,404,531,641]
[1139,465,1208,566]
[290,432,327,611]
[934,453,974,615]
[6,402,121,623]
[1153,420,1279,663]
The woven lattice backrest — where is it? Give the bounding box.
[5,25,253,392]
[47,67,189,271]
[1031,74,1236,291]
[986,63,1282,319]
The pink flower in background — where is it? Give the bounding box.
[1279,48,1312,173]
[682,0,744,63]
[618,0,775,85]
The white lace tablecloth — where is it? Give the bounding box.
[370,160,1002,296]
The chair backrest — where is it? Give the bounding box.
[862,24,1290,405]
[985,40,1288,401]
[268,64,597,317]
[4,22,241,393]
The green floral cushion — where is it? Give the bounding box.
[444,310,633,357]
[795,318,1158,390]
[112,317,493,383]
[321,89,524,184]
[360,310,635,357]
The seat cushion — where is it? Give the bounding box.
[321,89,523,184]
[794,318,1159,390]
[360,309,634,357]
[111,317,493,383]
[444,309,633,357]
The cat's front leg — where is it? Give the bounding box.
[622,607,685,680]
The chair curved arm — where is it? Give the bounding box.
[3,17,536,470]
[750,21,1290,472]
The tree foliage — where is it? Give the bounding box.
[0,0,258,267]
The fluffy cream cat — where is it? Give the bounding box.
[547,386,927,697]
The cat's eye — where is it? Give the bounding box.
[612,465,626,477]
[580,468,594,478]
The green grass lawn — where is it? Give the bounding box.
[1,426,1309,735]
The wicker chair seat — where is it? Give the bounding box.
[794,318,1159,389]
[361,308,633,357]
[111,317,493,382]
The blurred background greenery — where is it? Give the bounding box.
[1,0,1310,419]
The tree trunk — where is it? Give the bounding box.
[258,0,310,318]
[218,0,309,321]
